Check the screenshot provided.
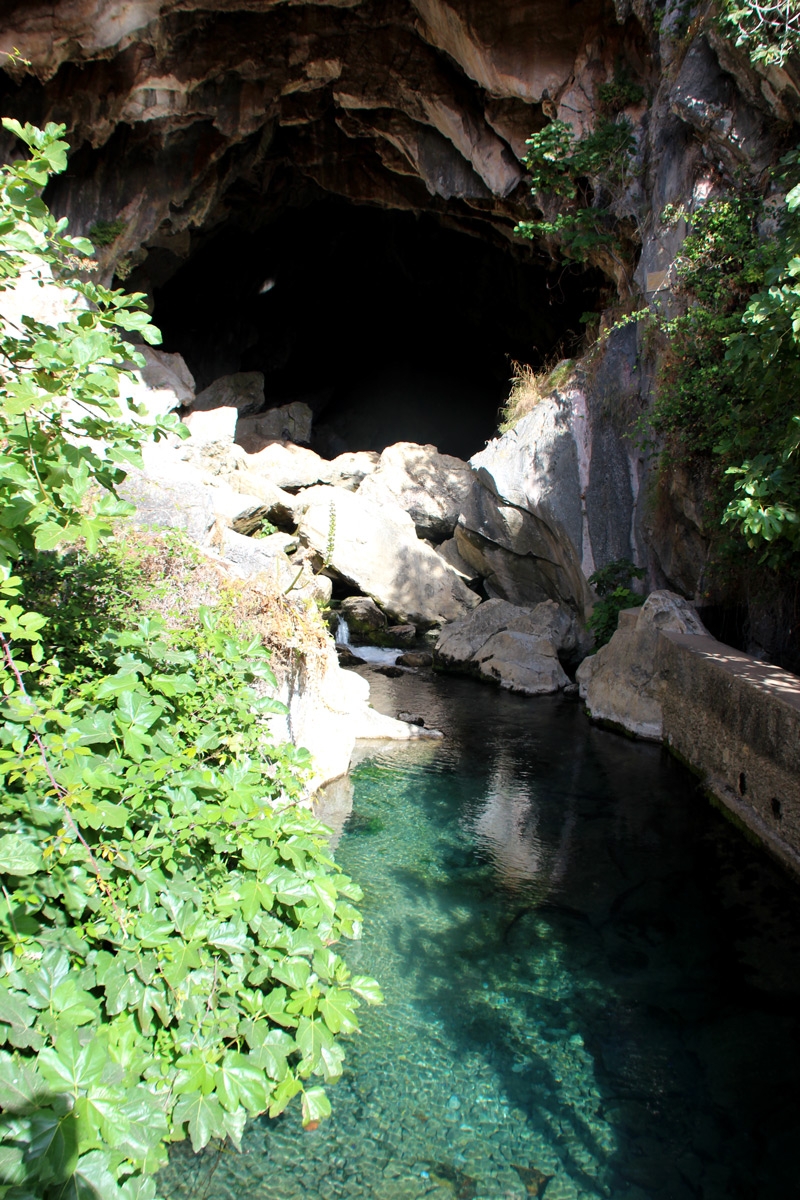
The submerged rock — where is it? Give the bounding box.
[396,651,433,668]
[435,597,577,695]
[576,590,708,739]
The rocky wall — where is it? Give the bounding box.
[659,632,800,876]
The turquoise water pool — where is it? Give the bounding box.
[161,670,800,1200]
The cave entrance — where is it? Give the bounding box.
[151,202,605,461]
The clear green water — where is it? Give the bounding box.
[162,671,800,1200]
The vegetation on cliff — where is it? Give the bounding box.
[0,120,380,1200]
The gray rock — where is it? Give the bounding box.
[576,590,708,739]
[221,528,331,603]
[357,441,474,541]
[436,536,480,582]
[435,597,575,695]
[461,383,595,618]
[340,595,387,632]
[236,401,313,451]
[297,485,481,627]
[190,371,265,417]
[119,346,195,418]
[396,651,432,668]
[327,450,380,491]
[387,624,417,645]
[120,466,216,545]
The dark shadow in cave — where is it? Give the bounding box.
[152,202,606,460]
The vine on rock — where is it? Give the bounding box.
[0,119,381,1200]
[514,116,640,281]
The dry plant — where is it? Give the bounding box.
[119,528,331,673]
[498,359,576,433]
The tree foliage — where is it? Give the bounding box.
[0,120,381,1199]
[514,117,638,266]
[646,181,800,565]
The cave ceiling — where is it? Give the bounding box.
[0,0,650,288]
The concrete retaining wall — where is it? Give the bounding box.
[658,632,800,875]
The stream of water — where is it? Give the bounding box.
[162,669,800,1200]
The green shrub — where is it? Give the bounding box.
[586,559,645,647]
[88,219,127,247]
[514,117,638,266]
[641,187,800,566]
[720,0,800,66]
[0,118,381,1199]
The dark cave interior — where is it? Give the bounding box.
[150,202,606,460]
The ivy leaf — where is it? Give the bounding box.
[215,1052,270,1115]
[0,1051,44,1109]
[26,1106,81,1184]
[172,1091,226,1152]
[267,1072,302,1118]
[319,988,360,1035]
[348,976,384,1005]
[271,957,311,991]
[301,1086,331,1128]
[0,832,42,875]
[63,1149,126,1199]
[295,1017,334,1075]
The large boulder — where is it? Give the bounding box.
[190,371,265,417]
[180,406,238,474]
[120,462,216,545]
[340,595,387,634]
[119,346,195,420]
[435,597,576,694]
[238,442,331,490]
[268,642,442,791]
[235,402,313,451]
[220,528,331,604]
[296,485,481,626]
[357,441,474,541]
[459,382,596,618]
[576,590,708,739]
[327,450,380,491]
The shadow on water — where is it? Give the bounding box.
[159,670,800,1200]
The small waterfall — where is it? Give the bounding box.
[335,615,351,645]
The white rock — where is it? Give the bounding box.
[208,483,272,534]
[297,484,481,626]
[238,441,330,490]
[119,346,195,420]
[327,450,380,490]
[269,643,442,791]
[220,528,331,603]
[576,590,708,739]
[357,441,474,540]
[180,405,239,474]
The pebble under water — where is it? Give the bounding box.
[160,670,800,1200]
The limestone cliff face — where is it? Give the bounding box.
[0,0,645,277]
[2,0,800,655]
